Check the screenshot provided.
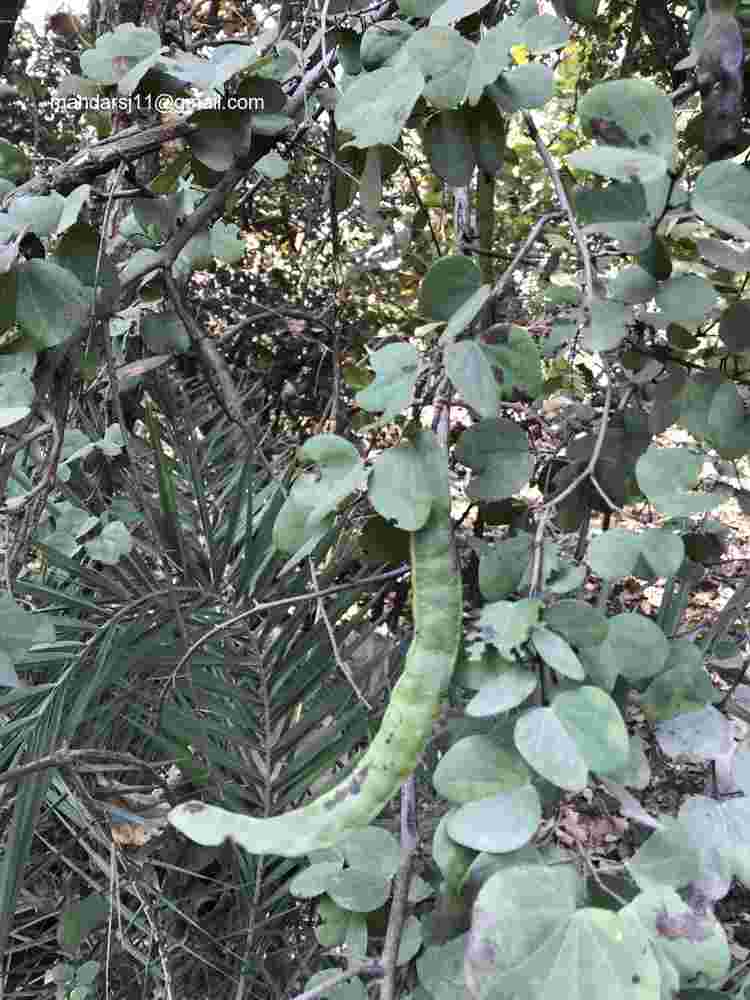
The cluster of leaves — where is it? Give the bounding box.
[6,0,750,999]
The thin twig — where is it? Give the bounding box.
[380,777,417,1000]
[308,556,372,708]
[129,881,175,1000]
[0,748,175,790]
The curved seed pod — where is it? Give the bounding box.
[168,445,462,857]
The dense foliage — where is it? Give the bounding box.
[4,0,750,998]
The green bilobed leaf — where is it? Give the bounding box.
[316,897,351,946]
[476,533,533,599]
[337,32,363,75]
[576,178,648,226]
[577,643,619,693]
[470,902,661,1000]
[0,370,33,430]
[679,370,725,439]
[578,78,675,160]
[210,220,246,264]
[405,28,474,109]
[433,735,529,803]
[587,527,642,579]
[678,371,750,459]
[638,528,686,578]
[188,112,255,171]
[601,612,670,683]
[141,311,190,354]
[567,146,668,184]
[409,876,434,904]
[354,342,420,421]
[0,139,31,183]
[398,916,423,964]
[531,627,585,680]
[326,870,391,912]
[479,598,541,658]
[642,639,715,722]
[455,418,532,499]
[454,645,515,690]
[708,382,750,458]
[480,324,543,399]
[626,887,729,987]
[654,274,718,327]
[9,192,65,235]
[420,255,482,320]
[636,445,718,517]
[603,733,651,790]
[369,442,434,531]
[174,231,212,279]
[306,971,367,1000]
[80,23,161,84]
[588,527,684,580]
[335,63,425,147]
[429,0,491,25]
[693,161,750,242]
[16,260,92,348]
[0,595,53,673]
[60,893,110,952]
[85,521,132,564]
[654,706,731,764]
[466,864,579,991]
[554,686,629,776]
[464,19,521,105]
[466,664,537,716]
[460,845,543,905]
[75,961,101,987]
[610,265,658,305]
[443,284,491,341]
[466,96,507,176]
[521,14,570,52]
[514,706,589,791]
[446,784,542,852]
[543,600,608,648]
[719,300,750,351]
[637,236,672,280]
[273,479,332,555]
[492,63,554,111]
[360,20,414,70]
[418,934,467,1000]
[273,435,364,553]
[433,811,477,890]
[586,297,631,351]
[341,827,400,878]
[423,110,476,187]
[681,792,750,887]
[443,341,499,418]
[54,222,120,305]
[289,862,343,898]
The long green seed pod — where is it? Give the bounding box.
[168,495,462,857]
